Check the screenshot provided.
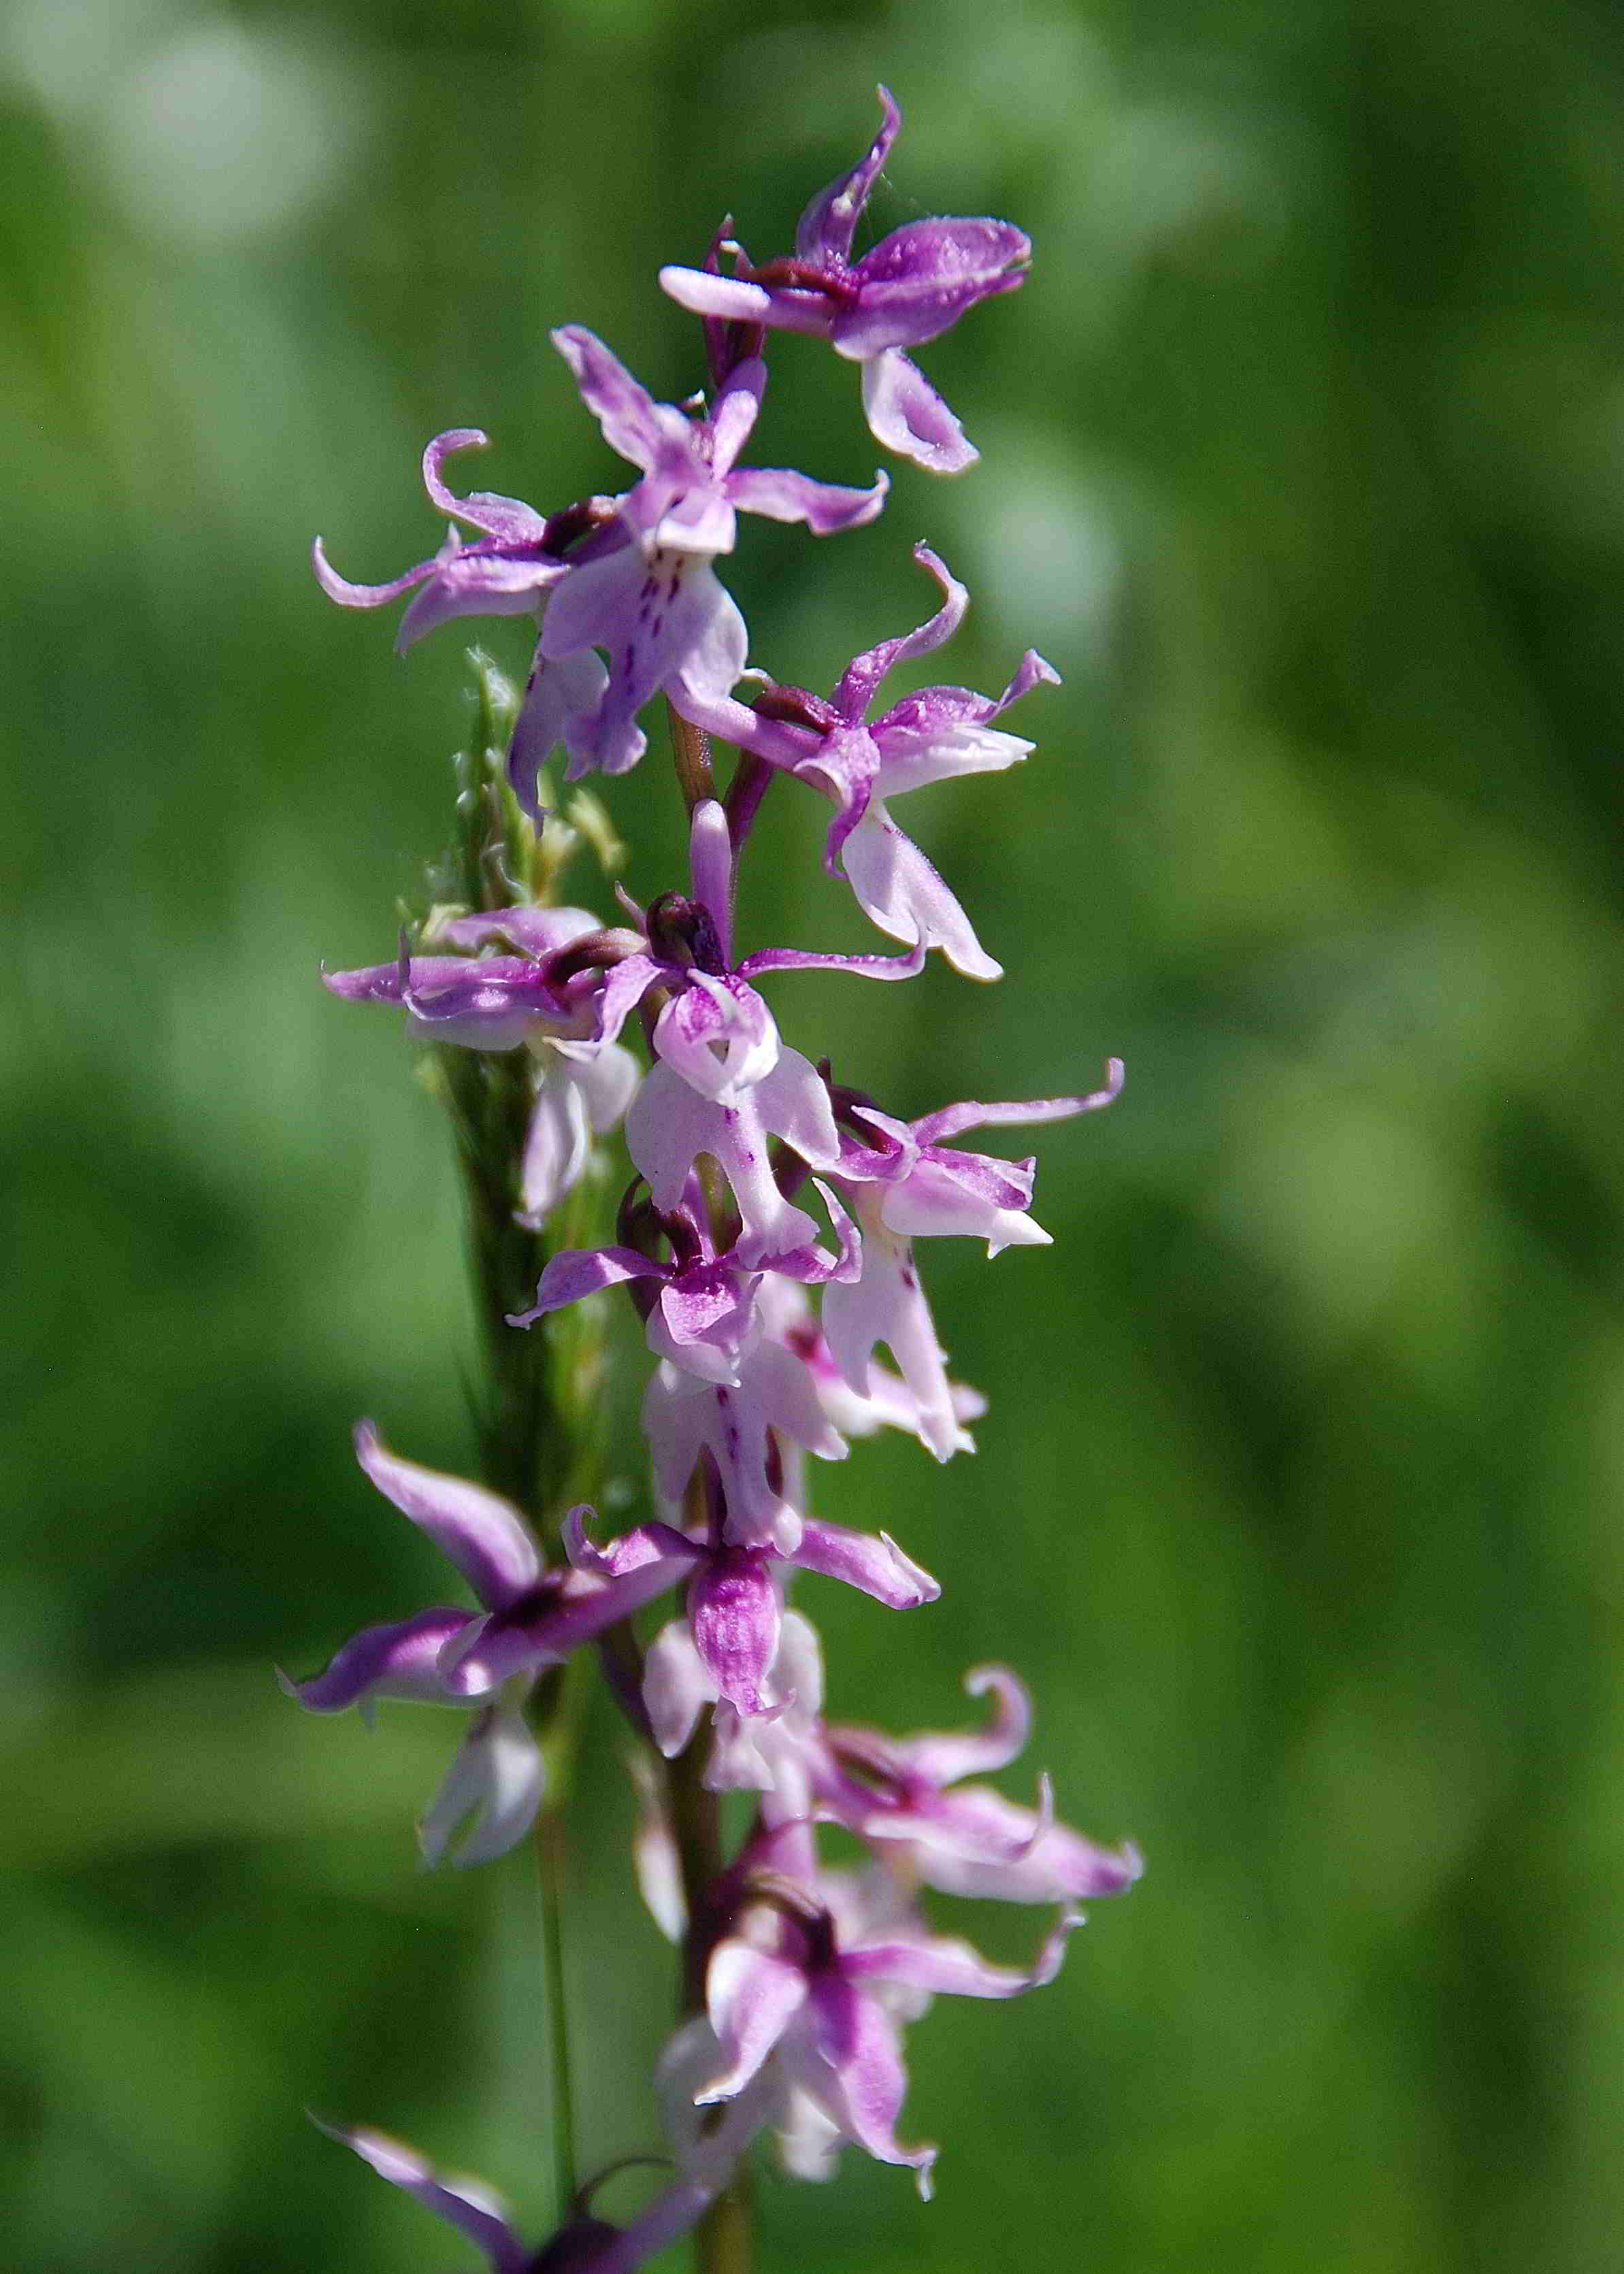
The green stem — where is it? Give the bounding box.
[534,1777,577,2213]
[433,650,606,2227]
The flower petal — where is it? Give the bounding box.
[796,84,902,266]
[278,1607,474,1714]
[844,1906,1081,1998]
[699,1944,810,2102]
[418,1695,548,1868]
[790,1520,939,1609]
[687,797,735,959]
[510,640,615,810]
[394,546,562,650]
[354,1420,541,1609]
[793,1977,936,2196]
[312,2118,527,2274]
[860,349,977,475]
[830,542,967,721]
[838,802,1002,980]
[837,218,1030,358]
[643,1618,715,1760]
[508,1245,664,1329]
[708,357,766,478]
[902,1664,1032,1782]
[910,1064,1125,1147]
[420,429,551,542]
[688,1550,782,1715]
[727,464,889,536]
[552,325,693,476]
[311,534,439,612]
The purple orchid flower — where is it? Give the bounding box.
[691,1866,1078,2197]
[442,1496,935,1719]
[279,1425,674,1863]
[676,546,1057,978]
[660,87,1029,474]
[756,1274,986,1458]
[816,1664,1144,1904]
[821,1067,1124,1459]
[316,2118,722,2274]
[590,801,923,1264]
[510,1171,858,1389]
[514,329,887,788]
[323,904,641,1224]
[312,427,593,648]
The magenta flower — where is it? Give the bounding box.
[677,546,1057,978]
[323,904,640,1223]
[280,1425,673,1863]
[316,2118,721,2274]
[692,1867,1078,2197]
[519,329,887,786]
[510,1179,857,1391]
[660,88,1029,473]
[817,1665,1144,1904]
[822,1069,1124,1458]
[313,428,586,647]
[588,801,921,1264]
[444,1498,935,1710]
[756,1274,986,1459]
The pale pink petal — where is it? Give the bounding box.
[700,1945,810,2101]
[860,348,977,475]
[791,1979,936,2196]
[418,1696,547,1868]
[839,802,1001,980]
[551,325,691,475]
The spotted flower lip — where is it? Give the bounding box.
[674,545,1059,977]
[659,87,1029,472]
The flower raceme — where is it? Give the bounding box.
[301,78,1142,2254]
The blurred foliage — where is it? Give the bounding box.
[4,0,1624,2267]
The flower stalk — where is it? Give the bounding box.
[291,82,1145,2274]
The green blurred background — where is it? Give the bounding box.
[5,0,1623,2266]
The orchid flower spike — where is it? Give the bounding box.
[661,87,1029,472]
